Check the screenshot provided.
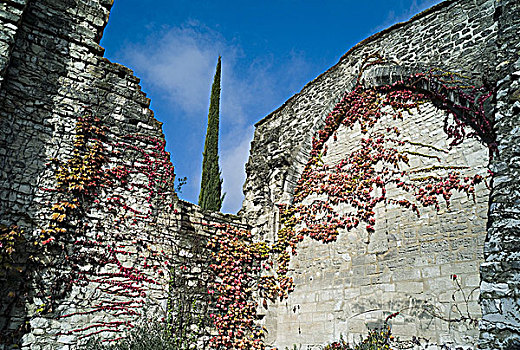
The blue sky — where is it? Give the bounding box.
[100,0,442,214]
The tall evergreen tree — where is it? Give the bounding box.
[199,56,225,211]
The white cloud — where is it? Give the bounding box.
[119,21,312,125]
[220,126,254,213]
[120,22,240,116]
[372,0,443,34]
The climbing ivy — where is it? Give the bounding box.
[0,225,24,265]
[207,225,271,350]
[268,56,493,301]
[35,109,178,340]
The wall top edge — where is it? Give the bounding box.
[254,0,457,128]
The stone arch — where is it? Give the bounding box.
[281,62,494,211]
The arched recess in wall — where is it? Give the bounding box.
[263,61,495,348]
[280,63,495,213]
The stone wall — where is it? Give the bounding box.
[1,0,118,345]
[479,0,520,349]
[242,0,519,348]
[0,0,28,89]
[258,95,489,349]
[13,199,247,350]
[0,0,250,348]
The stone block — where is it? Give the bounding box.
[395,281,424,294]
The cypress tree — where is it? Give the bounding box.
[198,56,225,211]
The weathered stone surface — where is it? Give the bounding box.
[478,0,520,349]
[0,0,28,90]
[254,101,489,348]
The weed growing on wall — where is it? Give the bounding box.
[321,327,392,350]
[0,225,24,267]
[284,313,399,350]
[83,318,181,350]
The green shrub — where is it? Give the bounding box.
[322,328,392,350]
[82,319,201,350]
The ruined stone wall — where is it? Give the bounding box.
[258,98,489,349]
[242,0,519,348]
[0,0,250,348]
[479,0,520,349]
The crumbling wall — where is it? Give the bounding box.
[1,0,118,345]
[0,0,518,349]
[257,93,490,349]
[0,0,249,349]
